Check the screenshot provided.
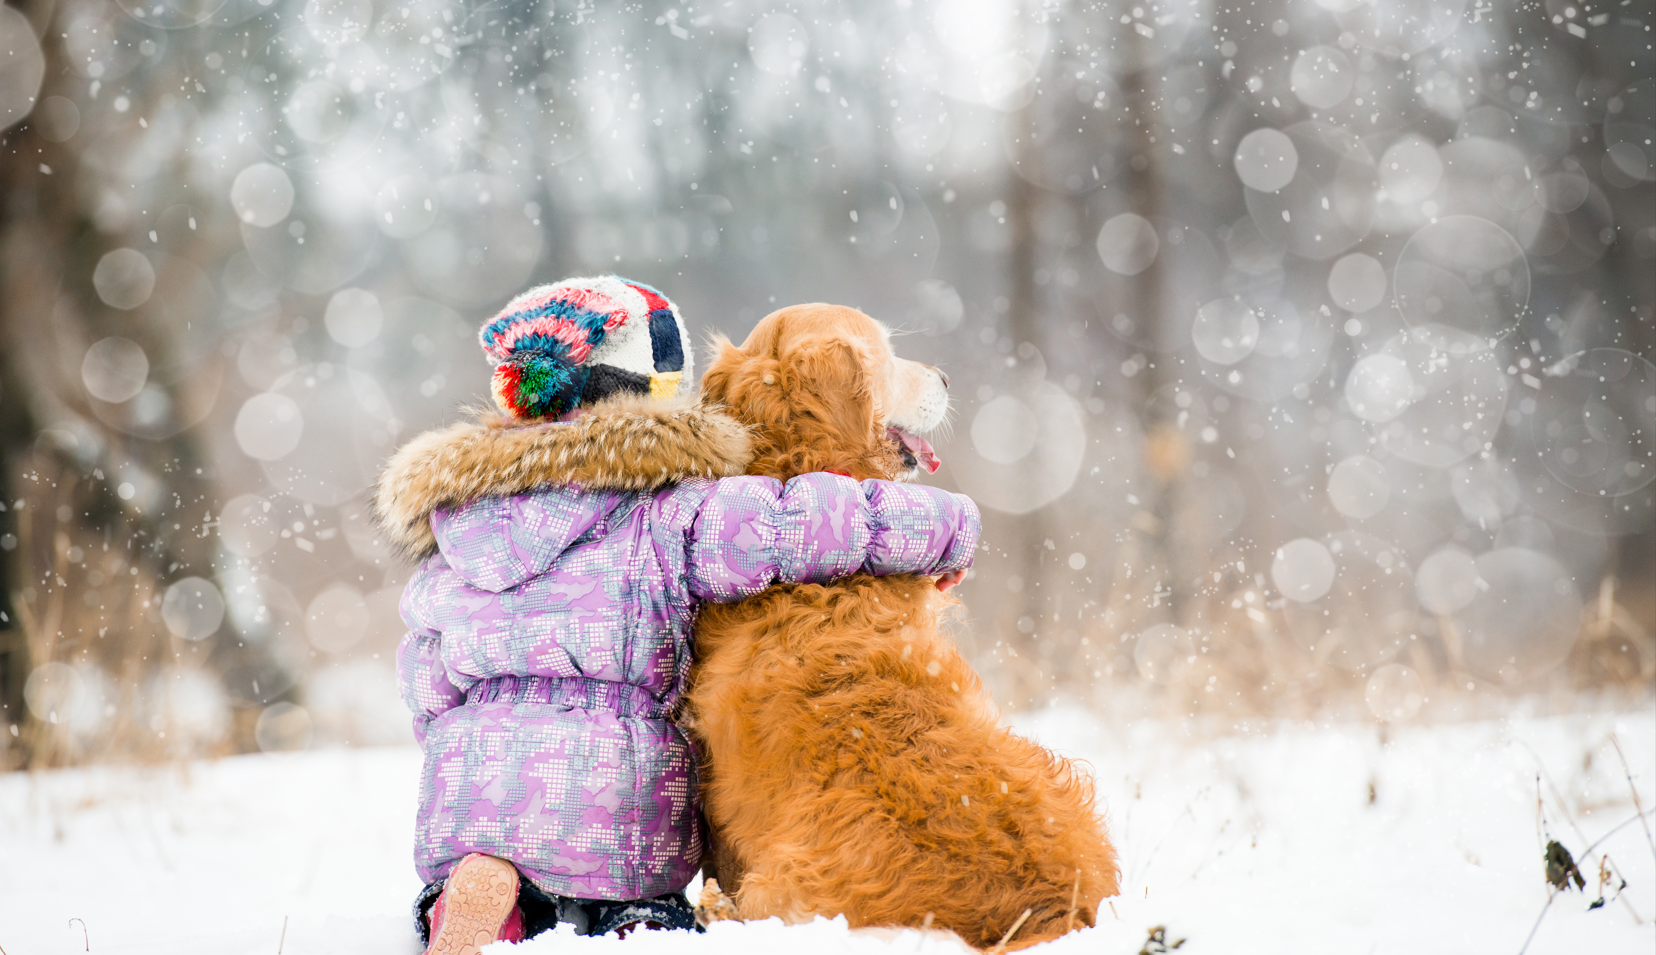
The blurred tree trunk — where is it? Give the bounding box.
[1118,62,1187,634]
[0,0,238,765]
[0,0,56,760]
[1001,99,1051,702]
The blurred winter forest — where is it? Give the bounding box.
[0,0,1651,768]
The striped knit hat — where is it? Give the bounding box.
[479,276,691,420]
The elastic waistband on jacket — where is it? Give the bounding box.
[464,674,669,720]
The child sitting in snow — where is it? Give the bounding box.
[375,277,979,951]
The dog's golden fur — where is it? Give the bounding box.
[686,304,1118,950]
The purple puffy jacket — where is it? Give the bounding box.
[375,397,980,901]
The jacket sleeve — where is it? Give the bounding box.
[683,473,980,603]
[395,560,466,743]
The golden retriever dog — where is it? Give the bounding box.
[684,304,1118,950]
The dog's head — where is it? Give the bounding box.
[702,304,950,482]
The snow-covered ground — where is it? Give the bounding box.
[1,705,1651,954]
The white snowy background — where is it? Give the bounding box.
[3,705,1652,954]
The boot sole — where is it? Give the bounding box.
[427,855,519,955]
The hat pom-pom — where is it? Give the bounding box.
[491,348,587,420]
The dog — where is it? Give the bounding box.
[683,304,1119,950]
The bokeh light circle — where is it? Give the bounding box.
[1290,46,1354,110]
[81,337,149,403]
[954,380,1087,515]
[1415,546,1481,615]
[971,395,1039,464]
[1345,353,1414,423]
[1451,547,1582,685]
[92,249,156,310]
[0,6,45,132]
[1327,455,1390,519]
[1370,328,1508,468]
[23,661,80,723]
[1096,213,1159,276]
[305,584,370,653]
[285,80,351,143]
[1336,0,1467,57]
[1378,134,1444,205]
[235,393,305,461]
[1272,538,1336,603]
[231,163,296,227]
[1365,664,1424,722]
[324,288,384,347]
[257,366,398,506]
[1244,123,1376,260]
[219,494,281,558]
[255,702,313,753]
[1234,128,1298,192]
[1328,253,1388,313]
[1604,79,1655,183]
[1282,533,1417,673]
[1191,298,1260,365]
[1532,349,1656,497]
[1394,216,1529,340]
[162,576,226,641]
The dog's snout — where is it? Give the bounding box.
[933,366,949,389]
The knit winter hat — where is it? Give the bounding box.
[479,276,692,420]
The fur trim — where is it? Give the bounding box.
[374,394,753,560]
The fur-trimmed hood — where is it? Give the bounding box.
[374,394,753,560]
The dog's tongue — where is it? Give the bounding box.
[889,427,941,474]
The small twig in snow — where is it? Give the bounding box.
[1594,854,1642,924]
[278,915,288,954]
[69,917,88,951]
[1585,809,1656,856]
[1523,745,1600,869]
[1131,799,1198,888]
[989,908,1032,953]
[1608,735,1656,864]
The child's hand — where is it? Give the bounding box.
[935,569,966,592]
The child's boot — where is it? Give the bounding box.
[425,853,526,955]
[590,892,700,937]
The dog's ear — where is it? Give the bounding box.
[699,333,741,408]
[778,335,884,451]
[702,332,788,424]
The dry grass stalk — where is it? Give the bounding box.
[1065,870,1079,934]
[1608,735,1656,864]
[988,908,1031,954]
[6,458,200,770]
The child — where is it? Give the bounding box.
[375,277,979,952]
